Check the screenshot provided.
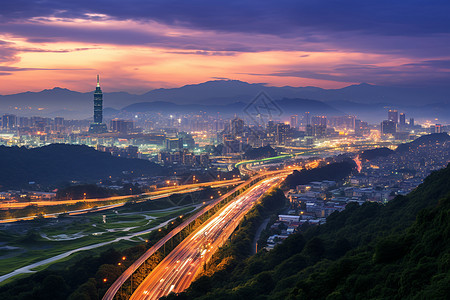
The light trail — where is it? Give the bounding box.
[129,176,284,300]
[0,179,242,210]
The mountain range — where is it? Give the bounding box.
[0,80,449,122]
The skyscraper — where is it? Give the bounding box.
[110,119,134,134]
[276,123,290,145]
[290,115,298,129]
[355,119,370,136]
[89,75,108,134]
[381,120,396,134]
[230,117,244,138]
[304,112,310,126]
[399,113,406,126]
[388,109,398,124]
[2,114,17,130]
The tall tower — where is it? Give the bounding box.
[89,75,108,134]
[94,75,103,123]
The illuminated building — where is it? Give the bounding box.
[164,138,183,151]
[388,109,398,124]
[89,75,108,134]
[327,115,355,130]
[290,115,298,129]
[355,119,370,136]
[230,117,244,138]
[2,114,17,130]
[276,123,290,145]
[312,116,327,127]
[399,113,406,126]
[381,120,397,134]
[110,119,134,134]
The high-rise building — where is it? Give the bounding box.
[223,136,241,154]
[388,109,398,123]
[54,117,65,131]
[2,114,17,130]
[276,123,290,145]
[18,117,30,128]
[304,112,310,126]
[230,117,244,138]
[410,118,415,127]
[54,117,64,126]
[290,115,298,129]
[399,113,406,126]
[312,116,327,127]
[110,119,134,133]
[89,75,108,134]
[381,120,397,134]
[355,119,370,136]
[327,115,355,130]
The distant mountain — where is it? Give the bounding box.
[137,80,450,107]
[0,88,138,119]
[121,97,343,117]
[1,80,449,121]
[0,144,164,189]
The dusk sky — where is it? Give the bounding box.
[1,0,450,94]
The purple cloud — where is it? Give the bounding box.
[1,1,450,87]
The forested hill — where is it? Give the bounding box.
[0,144,163,189]
[360,133,450,161]
[169,163,450,300]
[243,145,276,160]
[283,160,357,189]
[360,147,394,161]
[396,132,449,153]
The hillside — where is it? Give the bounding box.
[283,160,357,189]
[168,163,450,300]
[243,145,277,160]
[396,132,450,153]
[360,147,395,161]
[0,144,163,189]
[360,133,450,161]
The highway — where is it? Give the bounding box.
[129,175,284,300]
[0,179,244,224]
[0,178,243,210]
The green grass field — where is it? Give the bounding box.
[0,199,199,277]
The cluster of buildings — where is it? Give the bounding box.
[380,110,447,139]
[264,135,449,251]
[0,191,56,201]
[1,77,448,175]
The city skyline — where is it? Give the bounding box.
[0,2,449,300]
[1,1,450,94]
